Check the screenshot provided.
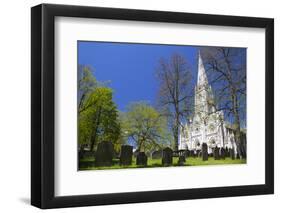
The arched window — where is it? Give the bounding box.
[209,138,216,147]
[193,139,200,149]
[209,124,215,132]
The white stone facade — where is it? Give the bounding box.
[178,52,238,155]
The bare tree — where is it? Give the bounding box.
[156,54,193,151]
[201,47,246,159]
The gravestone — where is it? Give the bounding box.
[178,150,186,166]
[202,143,208,161]
[186,149,190,157]
[84,151,95,158]
[220,147,226,160]
[195,150,199,157]
[214,146,220,160]
[225,147,229,157]
[190,150,195,158]
[236,152,240,159]
[120,145,133,166]
[136,152,147,166]
[229,148,235,160]
[79,150,84,160]
[178,149,186,157]
[162,147,173,166]
[178,156,186,166]
[152,150,163,159]
[95,141,114,167]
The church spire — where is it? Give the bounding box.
[197,51,208,86]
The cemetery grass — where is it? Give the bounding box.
[79,157,246,170]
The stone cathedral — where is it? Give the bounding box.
[178,52,242,156]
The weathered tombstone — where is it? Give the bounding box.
[229,148,235,160]
[236,152,240,159]
[178,150,186,157]
[95,141,114,167]
[177,150,186,166]
[220,147,226,160]
[214,146,220,160]
[152,150,163,159]
[190,150,195,158]
[185,149,190,157]
[84,150,95,158]
[178,156,186,166]
[136,152,147,166]
[119,145,133,166]
[162,147,173,166]
[225,147,229,157]
[79,150,84,160]
[202,143,208,161]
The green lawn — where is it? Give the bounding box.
[79,156,246,171]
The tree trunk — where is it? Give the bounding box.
[90,107,102,151]
[232,93,242,159]
[173,112,180,151]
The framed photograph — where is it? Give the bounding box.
[31,4,274,209]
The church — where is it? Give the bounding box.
[178,52,245,157]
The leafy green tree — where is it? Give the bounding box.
[78,65,98,113]
[121,102,170,152]
[78,65,121,152]
[79,87,121,151]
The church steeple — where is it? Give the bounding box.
[194,51,215,116]
[197,51,208,87]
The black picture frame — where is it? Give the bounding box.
[31,3,274,209]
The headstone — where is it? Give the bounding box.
[136,152,147,166]
[178,156,186,166]
[186,149,190,157]
[178,150,186,157]
[173,150,179,157]
[119,145,133,166]
[202,143,208,161]
[95,141,114,167]
[214,146,220,160]
[190,150,195,158]
[177,150,186,166]
[236,152,240,159]
[152,150,163,159]
[79,150,84,160]
[229,148,235,160]
[84,151,95,158]
[220,147,226,160]
[225,147,229,157]
[162,147,173,166]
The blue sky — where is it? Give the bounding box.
[78,41,198,111]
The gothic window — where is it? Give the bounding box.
[209,138,216,148]
[209,124,215,132]
[194,139,200,149]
